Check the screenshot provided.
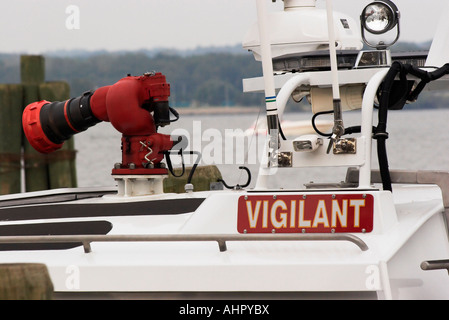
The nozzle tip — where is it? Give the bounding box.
[22,100,64,153]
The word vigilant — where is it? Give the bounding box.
[238,194,373,233]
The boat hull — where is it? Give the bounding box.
[0,178,448,300]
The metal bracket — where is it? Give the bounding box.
[333,138,356,154]
[278,152,292,167]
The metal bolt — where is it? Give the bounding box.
[272,229,276,233]
[302,229,306,233]
[363,194,367,199]
[302,195,307,199]
[332,194,336,199]
[129,163,136,169]
[244,195,248,200]
[273,195,277,200]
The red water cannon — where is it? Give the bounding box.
[22,72,178,175]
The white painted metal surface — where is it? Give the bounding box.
[1,0,449,300]
[0,181,447,299]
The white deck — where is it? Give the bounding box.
[0,182,447,300]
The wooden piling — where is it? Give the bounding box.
[20,55,78,192]
[164,165,222,193]
[0,263,53,300]
[20,55,45,85]
[39,81,77,189]
[0,84,24,195]
[22,84,50,192]
[21,55,50,192]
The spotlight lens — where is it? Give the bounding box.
[363,3,395,34]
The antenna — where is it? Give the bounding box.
[255,0,280,170]
[325,0,344,154]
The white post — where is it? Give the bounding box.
[276,74,311,121]
[325,0,344,150]
[326,0,340,102]
[254,0,279,189]
[255,0,277,119]
[359,69,389,188]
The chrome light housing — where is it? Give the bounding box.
[360,0,400,49]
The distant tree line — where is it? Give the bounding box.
[45,52,265,107]
[0,50,264,107]
[0,41,447,110]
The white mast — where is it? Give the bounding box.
[255,0,279,189]
[325,0,344,152]
[255,0,277,123]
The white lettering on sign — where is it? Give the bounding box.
[271,200,287,228]
[298,200,311,227]
[351,199,365,227]
[332,199,347,228]
[246,200,261,228]
[244,198,367,231]
[312,200,329,228]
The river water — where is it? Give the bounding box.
[75,108,449,190]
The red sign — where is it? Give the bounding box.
[237,194,373,234]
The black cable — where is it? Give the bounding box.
[403,63,449,101]
[164,150,185,178]
[309,62,449,192]
[218,166,251,190]
[278,117,287,140]
[164,150,201,184]
[373,61,402,192]
[237,166,252,188]
[312,110,334,137]
[186,151,201,184]
[168,107,180,123]
[312,111,375,137]
[372,62,449,192]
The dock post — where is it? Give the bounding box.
[39,81,77,189]
[0,84,24,194]
[20,55,77,191]
[21,55,50,192]
[163,165,223,193]
[0,263,53,300]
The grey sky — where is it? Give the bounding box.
[0,0,445,54]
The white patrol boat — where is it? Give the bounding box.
[2,0,449,300]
